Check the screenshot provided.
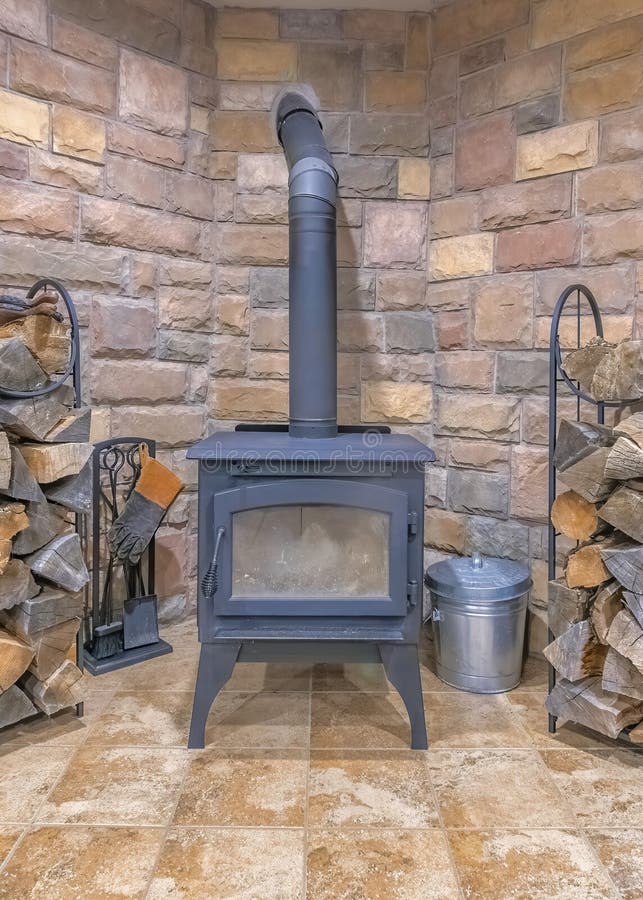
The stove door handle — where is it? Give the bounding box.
[201,526,226,601]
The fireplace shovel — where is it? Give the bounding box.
[122,562,159,650]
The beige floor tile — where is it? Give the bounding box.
[205,692,310,748]
[161,621,197,649]
[0,827,22,866]
[420,642,547,694]
[159,613,199,647]
[540,749,643,827]
[174,748,307,826]
[115,652,198,692]
[86,691,192,747]
[312,663,390,692]
[311,693,410,749]
[306,828,460,900]
[519,654,549,691]
[0,825,164,899]
[586,828,643,900]
[424,692,532,749]
[308,749,437,828]
[506,692,619,750]
[0,690,115,751]
[428,749,575,828]
[147,827,304,899]
[0,746,72,824]
[448,829,617,900]
[38,746,188,825]
[223,662,312,692]
[419,645,458,693]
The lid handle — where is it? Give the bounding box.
[471,552,483,570]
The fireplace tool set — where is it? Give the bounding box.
[187,87,434,750]
[83,438,174,675]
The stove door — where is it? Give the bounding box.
[210,479,409,616]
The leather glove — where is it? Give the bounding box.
[108,445,183,564]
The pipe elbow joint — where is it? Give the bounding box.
[289,158,338,207]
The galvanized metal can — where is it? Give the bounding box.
[425,553,532,693]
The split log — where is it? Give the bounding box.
[0,315,70,375]
[0,541,9,575]
[623,591,643,630]
[590,340,642,401]
[5,446,45,503]
[543,620,607,681]
[11,499,61,555]
[628,720,643,744]
[615,411,643,447]
[566,542,611,588]
[564,339,642,402]
[0,558,38,612]
[43,408,91,443]
[553,419,614,472]
[548,578,590,637]
[0,290,59,324]
[606,609,643,671]
[20,442,92,484]
[602,647,643,701]
[0,501,28,541]
[0,684,37,729]
[0,394,69,441]
[0,587,83,637]
[0,337,49,393]
[0,430,10,491]
[563,339,611,393]
[601,540,643,593]
[22,659,86,715]
[558,446,616,502]
[23,532,89,592]
[551,490,598,540]
[605,437,643,481]
[27,618,80,681]
[45,456,93,514]
[545,676,643,739]
[0,628,34,691]
[51,504,74,525]
[590,581,623,643]
[598,486,643,543]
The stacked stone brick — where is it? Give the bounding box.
[0,1,640,628]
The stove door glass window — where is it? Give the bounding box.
[232,505,389,598]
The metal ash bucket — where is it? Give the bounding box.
[425,553,532,693]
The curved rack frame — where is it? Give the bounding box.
[0,278,84,715]
[0,277,81,403]
[547,284,627,734]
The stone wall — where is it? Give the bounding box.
[0,0,641,621]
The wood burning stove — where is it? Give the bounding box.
[187,88,434,749]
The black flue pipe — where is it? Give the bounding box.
[274,90,338,438]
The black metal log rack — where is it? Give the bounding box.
[547,283,639,743]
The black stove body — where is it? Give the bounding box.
[187,88,433,749]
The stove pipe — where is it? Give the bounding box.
[273,89,339,438]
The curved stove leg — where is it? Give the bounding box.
[188,641,241,749]
[379,642,428,750]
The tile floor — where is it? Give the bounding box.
[0,620,641,899]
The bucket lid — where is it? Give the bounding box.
[425,553,532,601]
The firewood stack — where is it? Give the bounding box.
[0,289,92,730]
[545,338,643,742]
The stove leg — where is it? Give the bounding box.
[379,643,428,750]
[188,641,241,749]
